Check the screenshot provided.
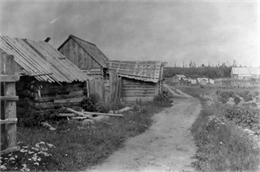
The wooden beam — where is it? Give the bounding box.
[71,116,88,120]
[0,118,18,124]
[30,73,53,77]
[54,97,85,104]
[66,108,94,119]
[0,146,20,155]
[83,111,123,117]
[0,75,20,82]
[57,113,76,117]
[0,96,19,101]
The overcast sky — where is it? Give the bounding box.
[0,0,259,67]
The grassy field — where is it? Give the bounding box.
[0,99,172,171]
[180,87,260,172]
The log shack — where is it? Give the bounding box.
[0,36,90,116]
[58,35,109,79]
[106,60,165,102]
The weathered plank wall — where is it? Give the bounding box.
[0,49,23,75]
[0,51,20,154]
[121,78,157,102]
[88,78,104,100]
[88,71,121,102]
[59,38,100,70]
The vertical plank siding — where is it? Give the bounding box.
[59,38,102,71]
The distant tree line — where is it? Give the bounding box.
[163,66,232,78]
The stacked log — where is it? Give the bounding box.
[16,76,87,115]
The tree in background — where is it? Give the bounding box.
[163,65,232,78]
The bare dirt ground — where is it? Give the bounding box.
[85,85,201,172]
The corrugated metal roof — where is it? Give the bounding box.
[231,67,260,75]
[58,35,108,68]
[106,60,163,83]
[0,36,90,83]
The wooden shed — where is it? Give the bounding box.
[0,36,90,115]
[106,60,164,102]
[58,35,109,78]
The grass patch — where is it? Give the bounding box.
[181,88,260,172]
[1,100,172,171]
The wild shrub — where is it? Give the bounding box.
[215,90,221,95]
[95,101,109,113]
[238,90,253,102]
[17,109,58,127]
[253,91,259,97]
[153,90,170,102]
[224,107,260,132]
[218,91,235,104]
[244,94,253,102]
[81,93,125,113]
[234,96,241,105]
[80,93,100,112]
[192,111,260,172]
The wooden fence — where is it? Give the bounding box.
[0,52,20,154]
[88,71,121,102]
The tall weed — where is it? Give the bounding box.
[191,104,260,172]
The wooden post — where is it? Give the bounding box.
[109,71,113,101]
[0,52,20,154]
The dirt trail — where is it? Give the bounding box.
[86,85,201,172]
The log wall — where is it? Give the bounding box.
[121,78,157,102]
[16,76,87,114]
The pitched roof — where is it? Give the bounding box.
[231,67,260,75]
[106,60,163,83]
[0,36,90,83]
[58,35,108,68]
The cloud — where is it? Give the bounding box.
[0,0,258,66]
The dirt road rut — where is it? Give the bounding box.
[86,87,201,172]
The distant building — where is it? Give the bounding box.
[187,78,197,85]
[197,78,207,86]
[172,74,186,82]
[231,67,260,79]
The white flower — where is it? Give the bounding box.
[9,157,15,161]
[47,143,55,148]
[0,165,7,170]
[32,156,37,161]
[20,149,27,153]
[33,162,39,166]
[28,151,34,154]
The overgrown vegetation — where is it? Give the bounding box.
[153,89,170,102]
[1,95,172,171]
[180,87,260,172]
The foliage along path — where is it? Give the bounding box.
[85,85,201,172]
